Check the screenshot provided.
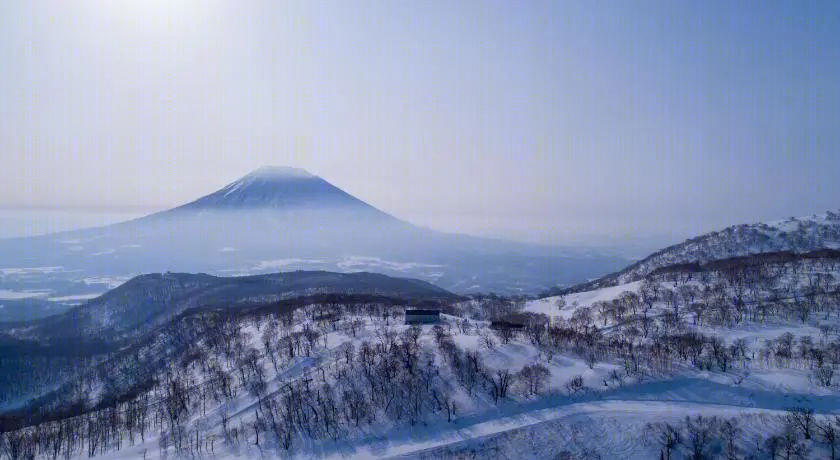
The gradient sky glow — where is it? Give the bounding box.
[1,1,838,249]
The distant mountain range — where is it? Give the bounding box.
[565,210,840,292]
[0,166,628,298]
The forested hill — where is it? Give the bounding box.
[1,271,461,340]
[560,211,840,294]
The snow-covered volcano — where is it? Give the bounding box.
[172,166,391,216]
[0,167,627,297]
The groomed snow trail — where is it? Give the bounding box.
[319,377,840,460]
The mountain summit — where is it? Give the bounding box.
[248,165,315,178]
[173,166,385,214]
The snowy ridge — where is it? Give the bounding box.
[573,210,840,291]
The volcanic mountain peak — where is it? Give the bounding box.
[243,165,315,180]
[174,166,375,211]
[0,167,630,297]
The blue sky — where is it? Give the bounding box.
[0,0,837,247]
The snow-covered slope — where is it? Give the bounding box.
[9,290,840,460]
[526,281,642,319]
[572,211,840,291]
[6,245,840,459]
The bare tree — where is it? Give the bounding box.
[661,288,680,320]
[0,430,28,460]
[645,422,681,460]
[779,426,809,460]
[619,291,641,318]
[565,375,585,395]
[555,297,567,314]
[709,336,732,372]
[685,415,718,460]
[480,330,497,350]
[720,418,741,460]
[814,365,835,387]
[518,363,551,395]
[817,417,839,460]
[487,369,515,403]
[786,407,815,440]
[570,307,593,333]
[593,301,611,326]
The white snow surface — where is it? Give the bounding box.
[35,269,840,460]
[47,293,103,302]
[61,311,840,460]
[337,257,444,273]
[0,289,50,300]
[525,281,642,318]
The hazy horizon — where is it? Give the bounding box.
[2,1,838,252]
[1,162,837,258]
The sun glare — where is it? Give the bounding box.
[96,0,216,32]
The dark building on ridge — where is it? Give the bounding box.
[405,309,441,325]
